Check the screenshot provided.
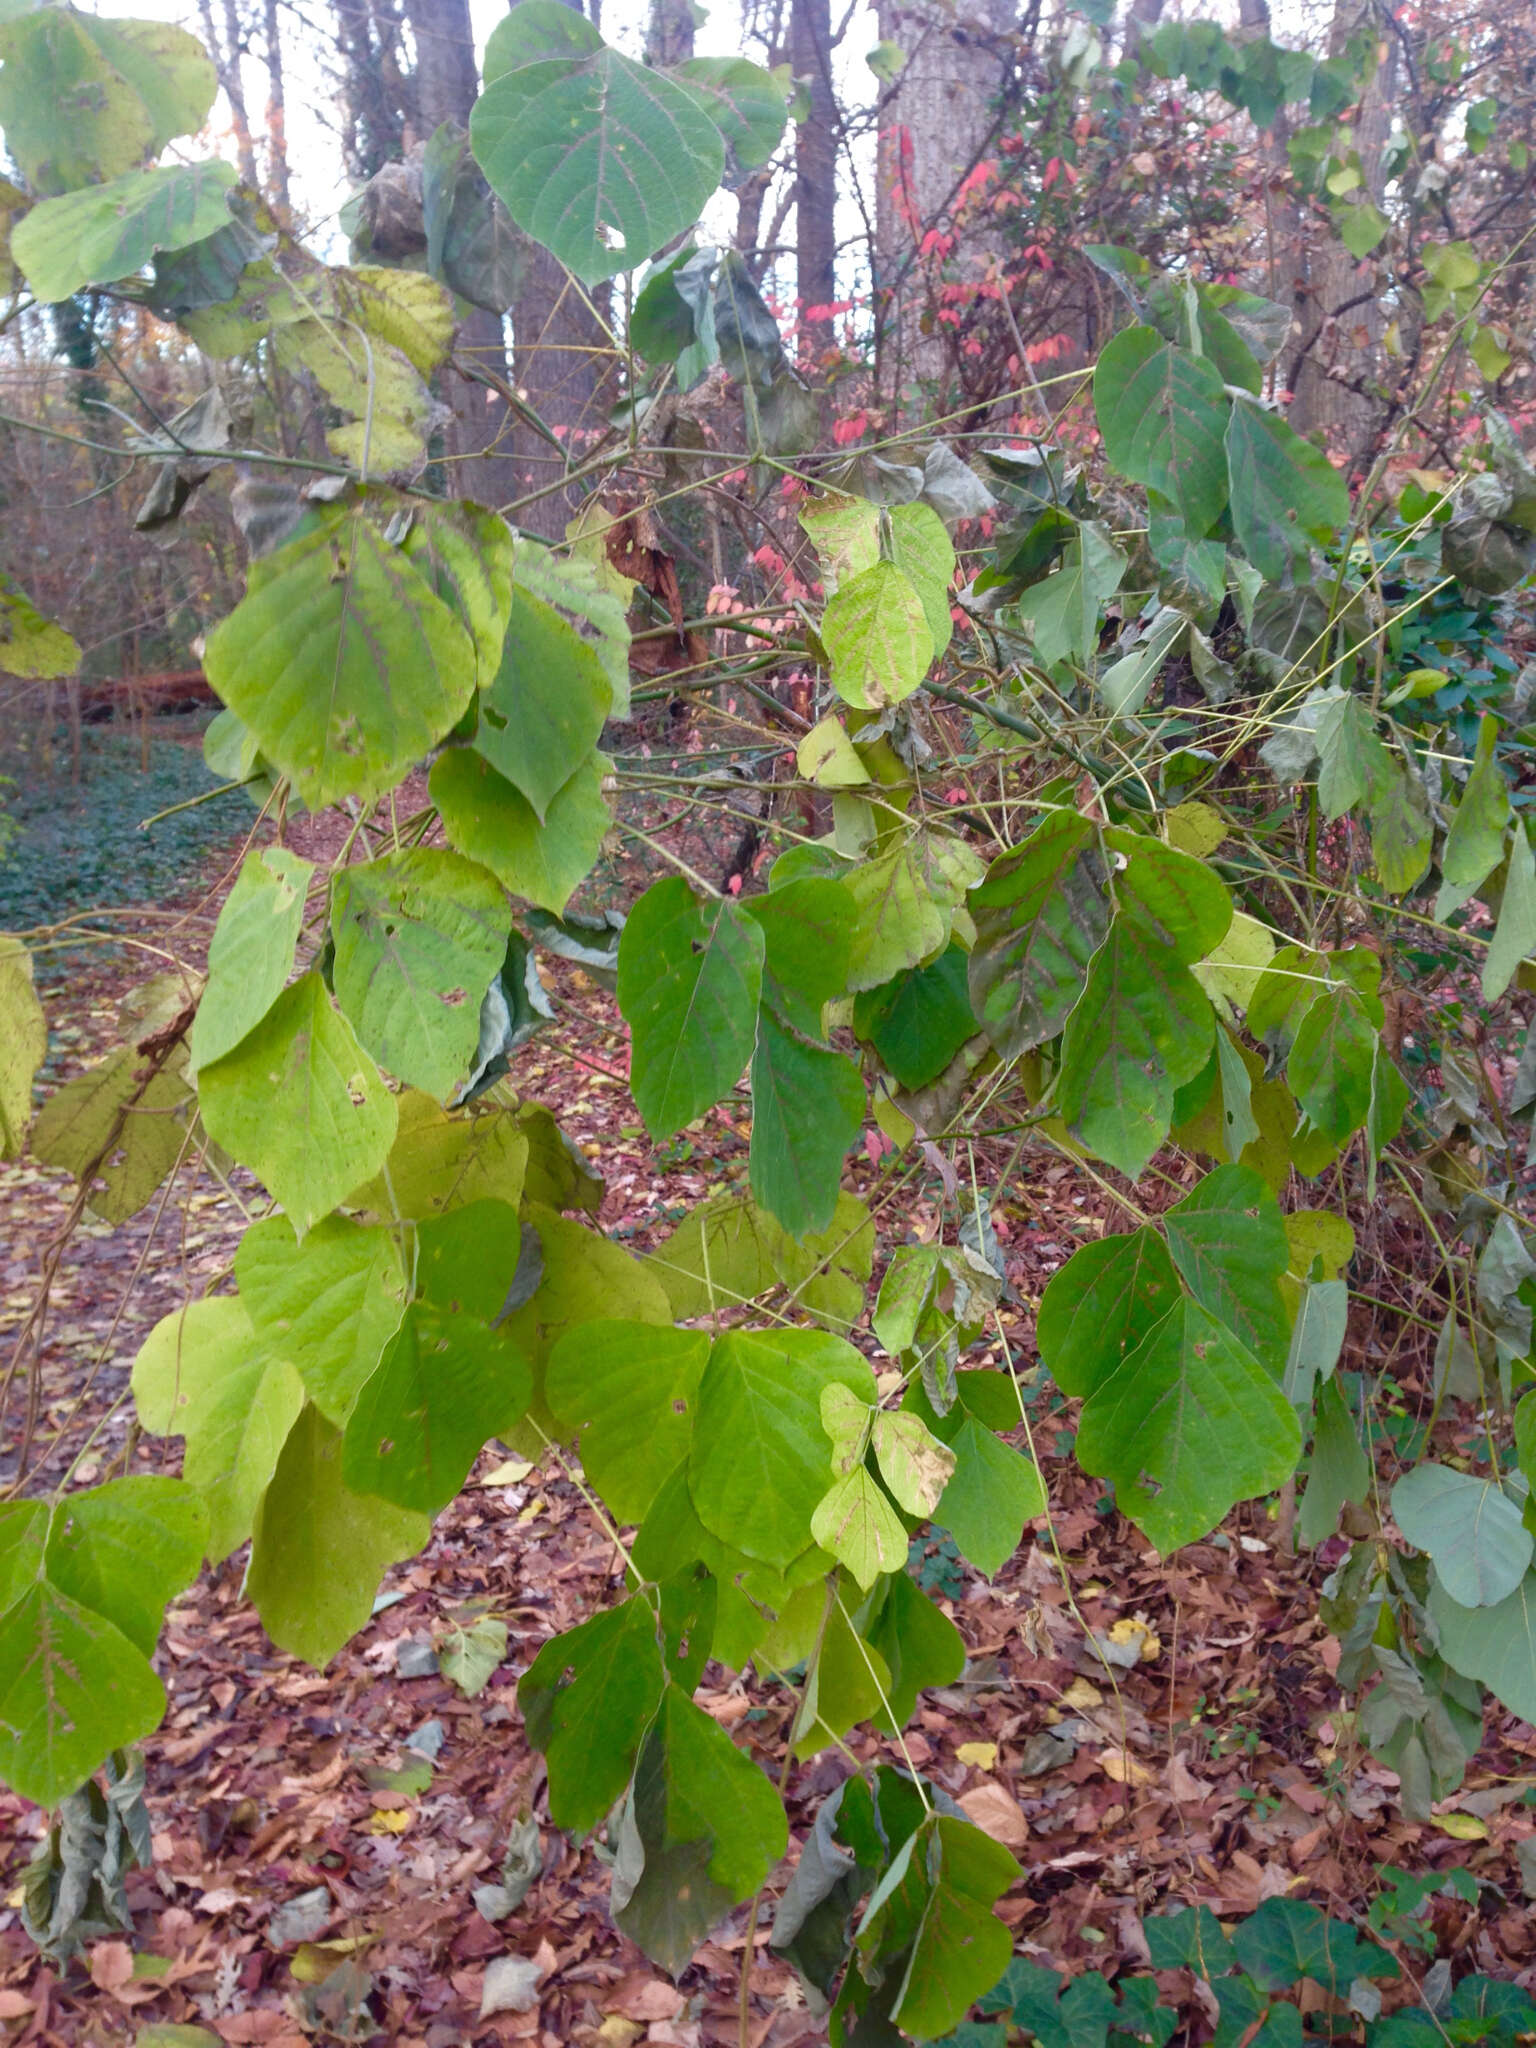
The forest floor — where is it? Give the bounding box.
[3,739,1536,2048]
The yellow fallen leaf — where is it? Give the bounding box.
[291,1942,361,1984]
[1099,1748,1154,1788]
[1061,1677,1103,1710]
[479,1457,534,1487]
[368,1807,412,1834]
[517,1495,546,1525]
[957,1742,999,1770]
[1432,1811,1489,1841]
[1108,1616,1162,1664]
[595,2020,644,2048]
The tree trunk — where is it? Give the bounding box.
[400,0,520,505]
[875,0,1020,406]
[645,0,694,67]
[506,0,615,537]
[197,0,259,189]
[792,0,838,318]
[1286,7,1397,467]
[262,0,291,217]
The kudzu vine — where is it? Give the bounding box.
[0,0,1534,2036]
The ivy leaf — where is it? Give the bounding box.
[618,879,765,1140]
[689,1329,875,1570]
[1225,400,1349,581]
[1093,327,1230,535]
[933,1417,1045,1577]
[198,972,398,1235]
[1074,1300,1302,1550]
[822,560,934,710]
[1037,1229,1183,1397]
[1439,716,1511,907]
[0,1581,166,1809]
[247,1404,430,1669]
[189,847,312,1072]
[968,815,1111,1058]
[1392,1464,1533,1609]
[519,1595,667,1831]
[342,1303,531,1514]
[1484,827,1536,1003]
[204,495,510,811]
[811,1466,908,1589]
[1164,1165,1292,1374]
[614,1683,790,1974]
[546,1321,711,1524]
[471,45,725,285]
[0,937,45,1163]
[749,1012,864,1238]
[431,748,611,918]
[1233,1897,1399,1995]
[13,160,236,302]
[235,1214,407,1427]
[43,1477,206,1658]
[131,1298,305,1560]
[331,849,509,1099]
[474,590,612,822]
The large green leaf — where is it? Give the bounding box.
[413,1197,524,1322]
[190,846,312,1073]
[345,1089,528,1221]
[887,502,956,656]
[1393,1464,1532,1609]
[474,589,612,821]
[854,946,976,1092]
[13,161,236,302]
[31,1040,192,1225]
[1430,1574,1536,1724]
[0,570,81,679]
[968,814,1110,1057]
[863,1571,966,1729]
[431,747,610,917]
[1484,826,1536,1003]
[852,1814,1019,2043]
[235,1214,406,1426]
[131,1298,305,1560]
[519,1595,666,1831]
[546,1321,711,1524]
[0,11,214,192]
[470,45,725,284]
[689,1328,874,1569]
[1315,690,1389,821]
[1074,1300,1302,1550]
[745,876,855,1036]
[1369,758,1435,895]
[342,1303,531,1513]
[1288,982,1377,1142]
[1014,523,1126,668]
[0,1581,165,1809]
[674,54,788,171]
[44,1477,206,1657]
[614,1682,790,1974]
[934,1417,1045,1577]
[247,1404,430,1668]
[1093,327,1230,534]
[1036,1228,1182,1396]
[1163,1165,1291,1373]
[749,1011,864,1238]
[1059,914,1217,1178]
[0,936,47,1161]
[821,561,933,710]
[618,878,765,1139]
[330,849,509,1098]
[204,494,511,810]
[1225,400,1350,581]
[199,972,397,1234]
[1440,715,1511,906]
[845,832,984,992]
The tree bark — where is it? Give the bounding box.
[197,0,259,189]
[505,0,615,537]
[875,0,1020,405]
[262,0,291,217]
[400,0,520,505]
[792,0,838,318]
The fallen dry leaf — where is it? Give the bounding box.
[957,1780,1030,1849]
